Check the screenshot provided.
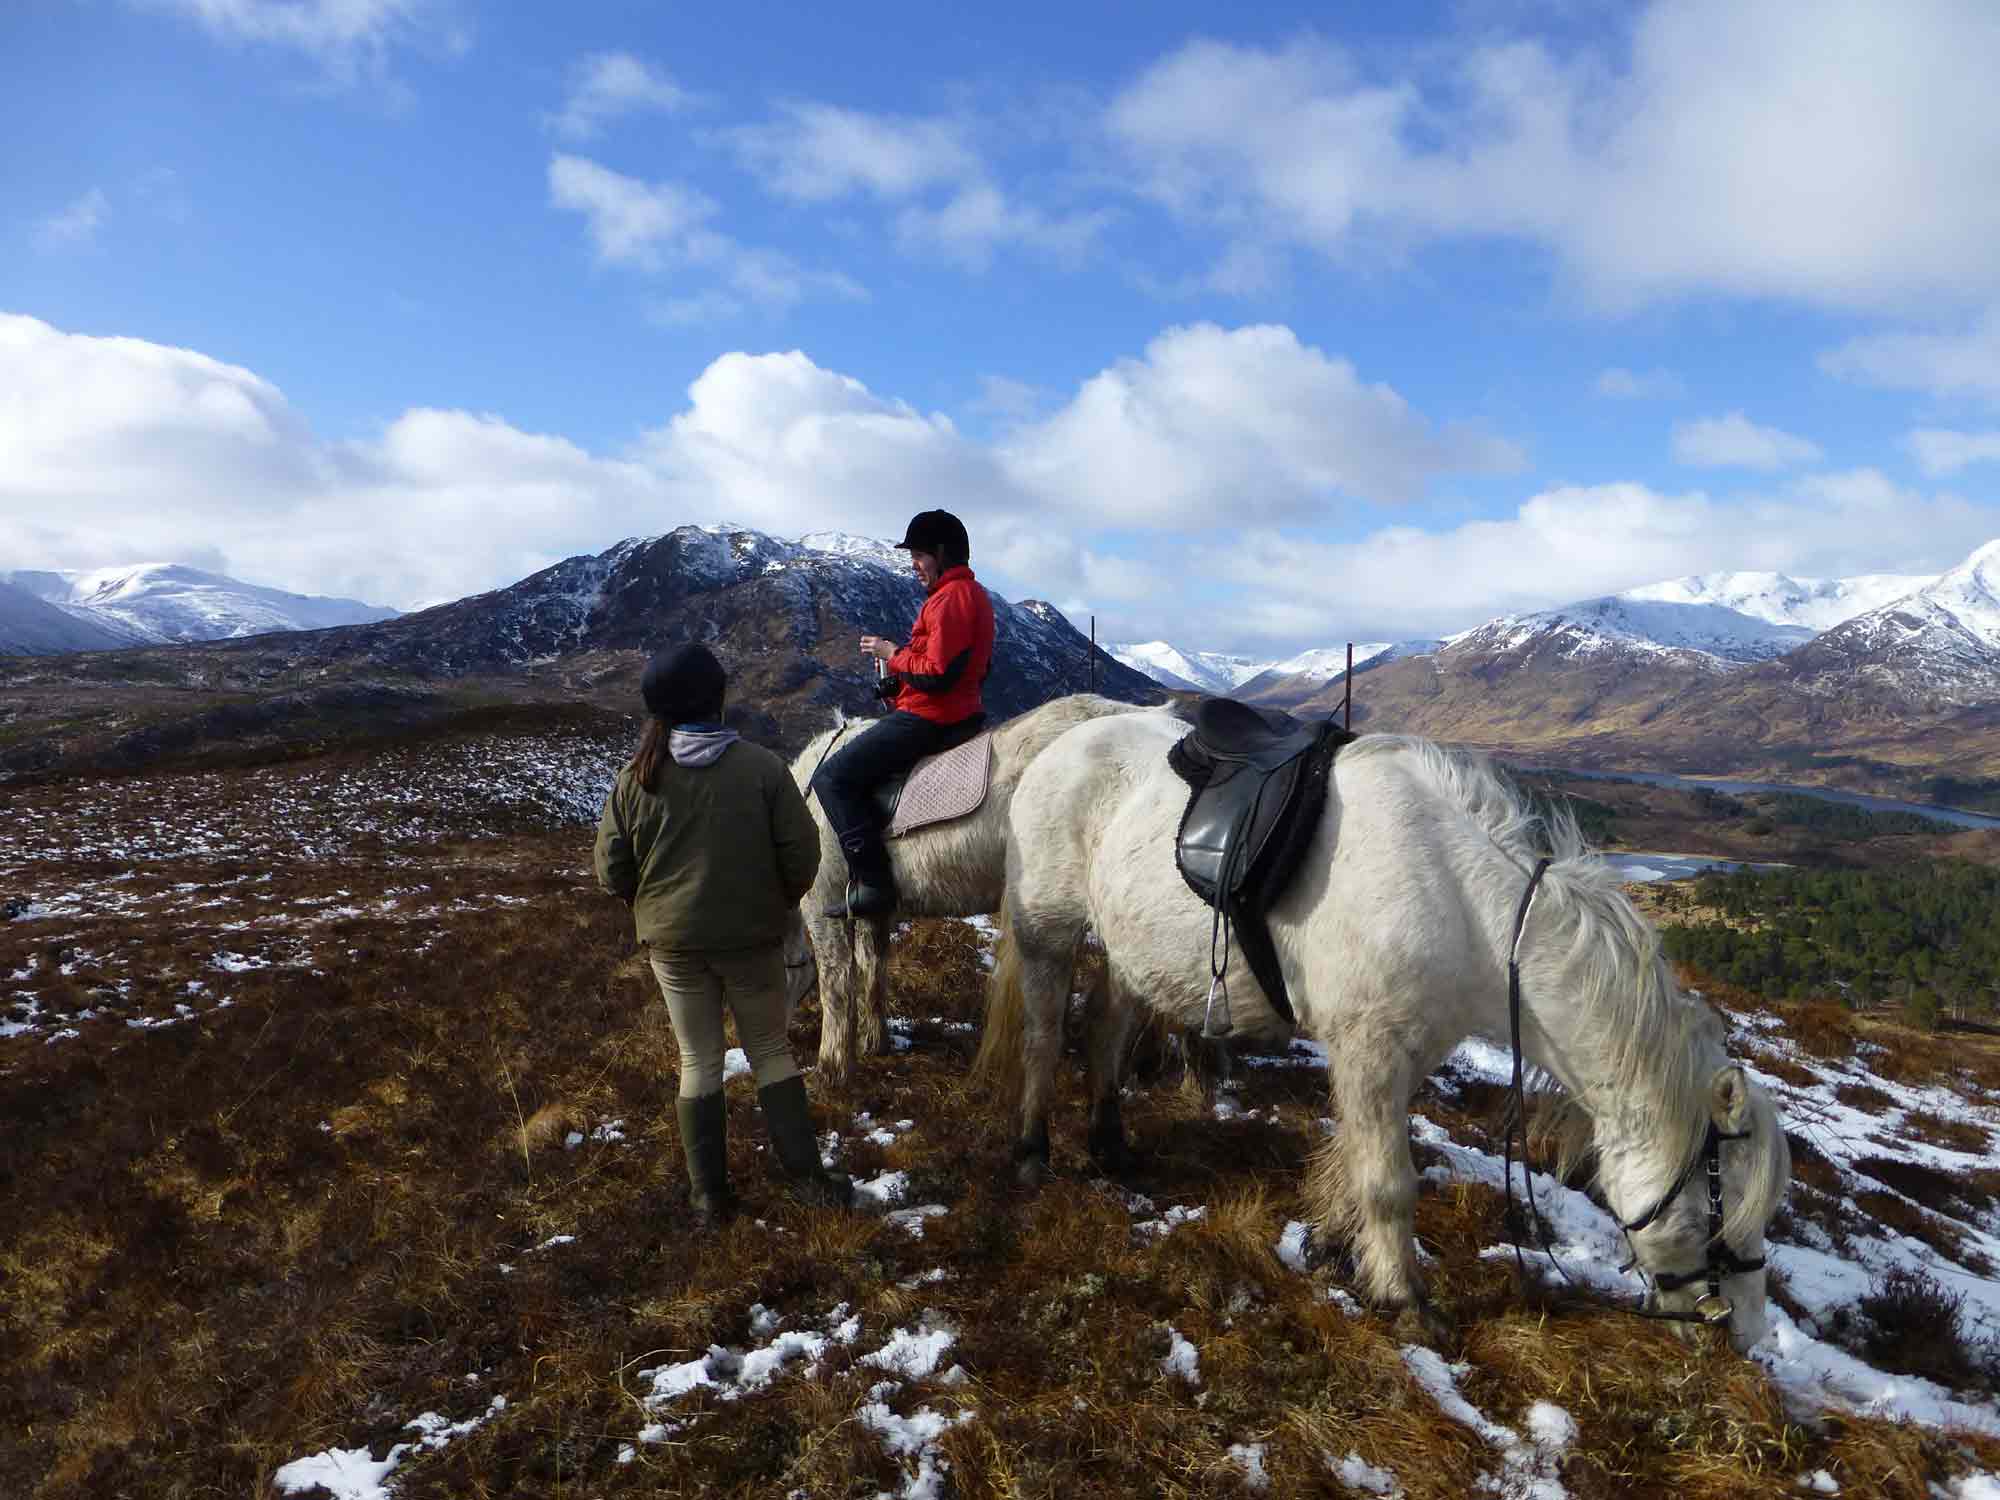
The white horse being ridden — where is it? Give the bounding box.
[983,712,1790,1352]
[788,693,1145,1083]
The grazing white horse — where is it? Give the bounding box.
[983,712,1790,1352]
[788,694,1145,1083]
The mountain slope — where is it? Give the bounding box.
[0,581,143,656]
[1109,641,1271,695]
[3,564,397,645]
[1328,541,2000,796]
[2,528,1163,769]
[1239,640,1445,707]
[1621,569,1930,633]
[1770,540,2000,708]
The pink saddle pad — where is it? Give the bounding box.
[887,732,994,838]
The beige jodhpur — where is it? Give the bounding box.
[649,945,800,1098]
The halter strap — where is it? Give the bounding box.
[1624,1121,1766,1314]
[1502,858,1562,1290]
[1496,855,1764,1330]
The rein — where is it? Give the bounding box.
[803,721,853,805]
[1498,857,1763,1331]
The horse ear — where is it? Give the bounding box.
[1708,1064,1751,1133]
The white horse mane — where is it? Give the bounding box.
[1342,735,1788,1247]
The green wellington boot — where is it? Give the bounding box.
[676,1092,737,1229]
[757,1075,855,1209]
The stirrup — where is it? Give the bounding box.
[1201,972,1233,1038]
[826,877,895,920]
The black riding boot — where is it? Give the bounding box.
[676,1092,736,1229]
[758,1074,854,1209]
[824,828,897,920]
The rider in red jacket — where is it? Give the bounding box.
[811,509,996,917]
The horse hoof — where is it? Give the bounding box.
[1390,1298,1453,1347]
[1087,1140,1142,1180]
[1297,1224,1342,1272]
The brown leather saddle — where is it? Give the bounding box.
[1169,698,1355,1025]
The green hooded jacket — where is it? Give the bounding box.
[594,739,820,954]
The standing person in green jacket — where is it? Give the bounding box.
[595,643,852,1228]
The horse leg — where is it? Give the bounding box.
[1009,922,1077,1189]
[1083,966,1141,1177]
[811,913,857,1087]
[1318,1036,1447,1340]
[853,914,892,1058]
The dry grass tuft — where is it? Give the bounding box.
[1787,1000,1860,1062]
[7,751,1999,1499]
[520,1098,580,1153]
[1856,1268,1989,1392]
[1900,1108,1995,1155]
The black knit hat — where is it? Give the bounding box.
[641,643,726,723]
[894,509,970,565]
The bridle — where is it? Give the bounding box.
[1501,857,1766,1331]
[1616,1119,1766,1325]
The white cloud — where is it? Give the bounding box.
[719,246,866,313]
[1594,366,1682,400]
[1004,322,1524,522]
[894,186,1111,270]
[12,314,1993,654]
[2,315,1531,631]
[546,155,862,314]
[1105,4,2000,313]
[1203,471,1999,643]
[546,153,716,270]
[0,313,655,608]
[35,189,109,248]
[548,52,693,141]
[1820,307,2000,404]
[722,102,976,202]
[1907,428,2000,477]
[1671,412,1823,471]
[723,100,1110,268]
[969,375,1042,423]
[135,0,462,85]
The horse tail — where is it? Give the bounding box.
[972,898,1027,1100]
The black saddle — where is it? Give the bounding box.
[1168,698,1356,1025]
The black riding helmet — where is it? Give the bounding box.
[641,642,726,723]
[894,509,970,568]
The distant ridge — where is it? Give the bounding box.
[1097,543,2000,800]
[8,526,1163,761]
[0,580,142,656]
[2,563,397,651]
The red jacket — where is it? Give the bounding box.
[888,566,995,725]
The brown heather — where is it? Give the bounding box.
[5,755,2000,1497]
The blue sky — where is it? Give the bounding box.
[7,0,2000,652]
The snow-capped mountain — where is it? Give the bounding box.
[92,525,1162,755]
[1108,641,1273,695]
[2,564,396,649]
[1621,570,1931,633]
[1452,598,1806,668]
[1110,639,1446,701]
[1237,641,1444,704]
[1289,537,2000,794]
[1777,540,2000,707]
[0,580,142,656]
[1450,566,1941,669]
